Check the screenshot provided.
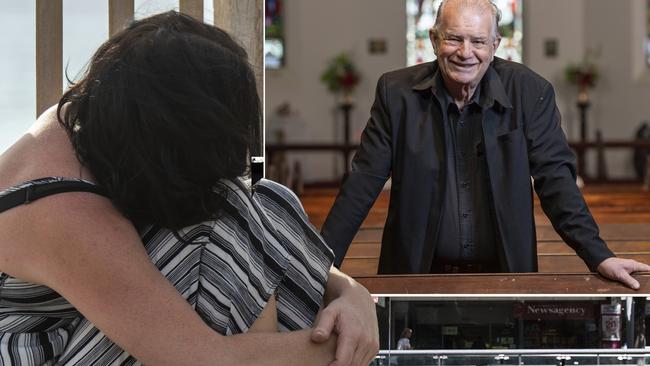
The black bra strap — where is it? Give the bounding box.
[0,180,107,214]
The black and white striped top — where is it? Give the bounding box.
[0,177,334,365]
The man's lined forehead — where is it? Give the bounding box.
[434,0,501,38]
[439,0,499,15]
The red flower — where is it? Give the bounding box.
[340,72,358,88]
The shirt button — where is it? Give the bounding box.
[462,213,469,218]
[461,182,469,189]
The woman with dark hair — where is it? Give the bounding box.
[0,11,377,365]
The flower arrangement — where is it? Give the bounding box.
[320,53,360,95]
[565,49,600,89]
[565,62,598,89]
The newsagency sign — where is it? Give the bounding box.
[513,303,597,320]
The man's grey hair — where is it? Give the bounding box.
[431,0,502,40]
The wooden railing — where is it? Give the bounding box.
[265,140,650,185]
[569,140,650,183]
[355,272,650,295]
[33,0,262,117]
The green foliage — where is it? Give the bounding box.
[565,48,600,89]
[320,53,360,94]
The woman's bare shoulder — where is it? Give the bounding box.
[0,184,136,284]
[0,104,109,283]
[0,105,92,191]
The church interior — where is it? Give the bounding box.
[266,2,650,355]
[265,0,650,277]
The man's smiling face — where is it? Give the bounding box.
[431,4,500,93]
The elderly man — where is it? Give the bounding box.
[321,0,650,288]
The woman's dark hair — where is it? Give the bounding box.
[57,11,260,230]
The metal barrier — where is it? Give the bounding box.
[372,348,650,365]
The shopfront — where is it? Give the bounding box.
[375,297,647,351]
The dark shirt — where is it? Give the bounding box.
[433,75,497,264]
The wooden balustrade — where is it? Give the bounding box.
[33,0,262,119]
[267,140,650,185]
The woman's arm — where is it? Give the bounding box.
[0,192,336,366]
[312,267,380,366]
[249,178,380,366]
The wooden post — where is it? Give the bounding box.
[109,0,134,36]
[340,103,354,177]
[35,0,62,117]
[213,0,264,171]
[595,129,607,181]
[180,0,204,21]
[213,0,263,91]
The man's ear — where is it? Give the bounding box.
[492,36,502,52]
[429,29,438,55]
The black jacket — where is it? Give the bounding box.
[321,58,614,274]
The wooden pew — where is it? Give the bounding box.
[300,185,650,276]
[351,224,650,242]
[341,255,650,276]
[340,223,650,276]
[345,241,650,258]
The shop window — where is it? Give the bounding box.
[382,298,643,350]
[406,0,523,66]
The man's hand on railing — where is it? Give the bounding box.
[597,257,650,289]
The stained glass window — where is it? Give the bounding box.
[406,0,523,66]
[265,0,284,69]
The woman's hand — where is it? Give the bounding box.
[311,267,379,366]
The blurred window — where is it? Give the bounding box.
[646,0,650,67]
[265,0,284,69]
